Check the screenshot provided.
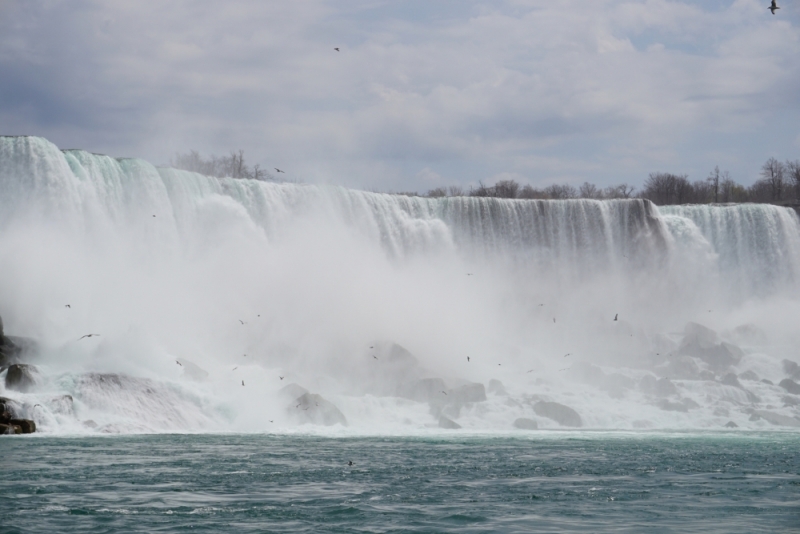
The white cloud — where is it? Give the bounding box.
[1,0,799,191]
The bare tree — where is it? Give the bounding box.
[760,157,787,202]
[426,187,447,198]
[579,182,602,199]
[604,183,636,199]
[494,180,520,199]
[542,184,576,199]
[518,185,548,199]
[447,185,464,197]
[707,166,722,203]
[786,159,800,202]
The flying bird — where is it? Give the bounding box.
[242,380,245,386]
[275,168,285,173]
[373,355,378,359]
[279,376,284,380]
[527,369,534,373]
[467,356,470,362]
[334,47,340,52]
[78,334,100,340]
[65,304,71,308]
[466,273,473,276]
[441,390,447,395]
[239,319,246,325]
[563,353,571,358]
[176,360,182,366]
[769,1,779,15]
[348,460,354,466]
[269,420,274,423]
[614,314,618,321]
[233,367,238,371]
[553,318,556,323]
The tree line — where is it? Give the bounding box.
[170,150,272,181]
[407,157,800,206]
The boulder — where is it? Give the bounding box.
[438,416,461,429]
[738,370,759,382]
[656,398,698,412]
[783,359,800,381]
[513,417,538,430]
[658,356,701,380]
[720,373,743,389]
[724,421,738,428]
[289,393,347,426]
[783,396,800,407]
[5,364,38,392]
[752,410,800,428]
[679,323,743,372]
[449,383,487,404]
[487,379,508,396]
[9,419,35,433]
[779,379,800,395]
[0,423,21,435]
[532,401,582,427]
[0,396,21,421]
[399,377,447,404]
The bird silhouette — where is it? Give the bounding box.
[467,356,470,362]
[334,48,340,52]
[233,367,238,370]
[65,304,71,308]
[275,168,285,173]
[441,390,447,395]
[527,369,534,373]
[769,1,780,15]
[269,420,274,423]
[176,360,182,366]
[242,380,245,386]
[553,318,556,323]
[348,460,354,466]
[614,314,618,321]
[563,353,571,358]
[78,334,99,340]
[239,319,246,325]
[373,355,378,359]
[279,376,284,380]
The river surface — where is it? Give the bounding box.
[2,432,799,533]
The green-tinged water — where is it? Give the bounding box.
[2,433,799,533]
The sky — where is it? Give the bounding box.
[1,0,799,193]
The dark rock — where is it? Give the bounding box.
[533,401,582,427]
[449,383,486,404]
[779,379,800,395]
[0,423,21,435]
[752,410,800,428]
[487,379,508,396]
[698,370,716,381]
[83,420,98,429]
[9,419,35,433]
[658,356,701,380]
[438,415,461,429]
[724,421,738,428]
[513,417,538,430]
[783,359,800,380]
[721,373,743,389]
[289,393,347,426]
[761,379,774,386]
[738,370,759,382]
[0,396,21,421]
[679,323,743,372]
[399,378,447,403]
[656,398,698,412]
[5,364,38,392]
[783,395,800,407]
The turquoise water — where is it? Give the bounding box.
[2,433,799,533]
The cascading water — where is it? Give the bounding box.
[1,136,799,434]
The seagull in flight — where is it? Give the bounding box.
[769,1,779,15]
[242,380,245,386]
[614,314,618,321]
[467,356,470,362]
[239,319,246,325]
[334,47,340,52]
[279,376,284,380]
[65,304,71,308]
[78,334,100,340]
[176,360,182,366]
[274,168,285,173]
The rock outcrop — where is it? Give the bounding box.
[5,364,38,392]
[0,396,36,434]
[513,417,538,430]
[487,379,508,396]
[779,379,800,395]
[678,323,743,372]
[532,401,582,427]
[289,393,347,426]
[438,415,461,429]
[783,360,800,381]
[399,378,447,403]
[752,410,800,428]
